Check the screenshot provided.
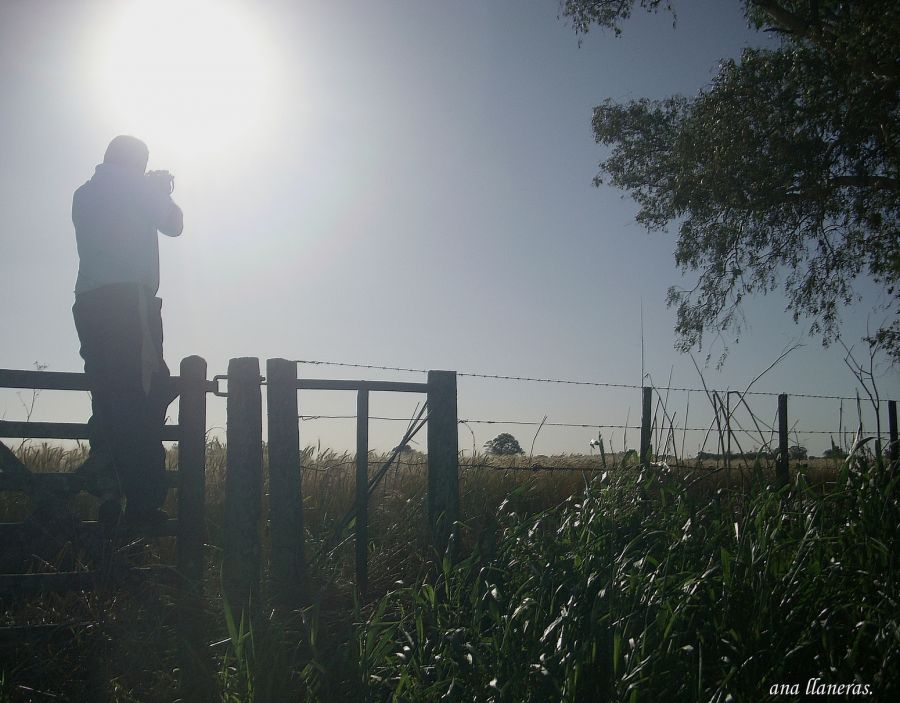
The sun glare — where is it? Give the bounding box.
[88,0,280,167]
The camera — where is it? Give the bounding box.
[146,169,175,195]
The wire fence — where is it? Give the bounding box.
[293,358,896,403]
[297,414,890,437]
[3,356,890,465]
[289,358,898,468]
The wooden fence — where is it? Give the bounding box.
[0,356,212,699]
[221,357,459,618]
[1,353,462,691]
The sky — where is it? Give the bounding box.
[1,0,897,458]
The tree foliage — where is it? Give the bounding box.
[788,444,808,461]
[823,445,848,460]
[484,432,525,455]
[561,0,899,361]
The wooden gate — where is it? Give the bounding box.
[220,357,459,615]
[0,356,211,697]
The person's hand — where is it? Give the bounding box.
[146,170,175,195]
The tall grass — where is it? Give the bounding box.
[2,442,896,701]
[357,454,899,702]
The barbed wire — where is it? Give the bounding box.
[294,360,426,374]
[300,460,605,473]
[293,358,895,403]
[300,414,641,429]
[297,414,889,437]
[299,459,866,476]
[300,414,428,423]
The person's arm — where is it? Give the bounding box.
[158,202,183,237]
[144,183,183,237]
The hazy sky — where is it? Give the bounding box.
[1,0,896,457]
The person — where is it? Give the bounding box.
[72,135,183,527]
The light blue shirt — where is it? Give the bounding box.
[72,163,181,295]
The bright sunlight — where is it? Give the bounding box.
[88,0,281,166]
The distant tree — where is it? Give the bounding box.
[788,445,808,461]
[560,0,900,362]
[823,445,848,460]
[484,433,525,456]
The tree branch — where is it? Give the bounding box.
[829,175,900,191]
[749,0,813,39]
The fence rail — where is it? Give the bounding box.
[0,368,216,394]
[0,469,180,493]
[0,565,181,598]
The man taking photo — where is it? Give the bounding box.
[72,135,183,528]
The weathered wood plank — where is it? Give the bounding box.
[0,471,180,493]
[0,519,179,543]
[297,379,428,393]
[0,369,91,391]
[0,565,180,597]
[0,420,179,441]
[0,369,214,393]
[223,358,262,622]
[0,622,96,649]
[426,370,459,558]
[266,358,305,609]
[175,355,213,701]
[176,356,207,591]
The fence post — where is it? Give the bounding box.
[889,400,898,467]
[725,392,732,472]
[639,386,652,467]
[427,371,458,558]
[266,358,305,609]
[176,355,211,699]
[356,387,369,595]
[177,355,207,592]
[224,357,262,623]
[776,393,789,487]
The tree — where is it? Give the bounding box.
[484,433,525,455]
[561,1,899,361]
[823,445,848,460]
[823,436,848,459]
[788,444,808,461]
